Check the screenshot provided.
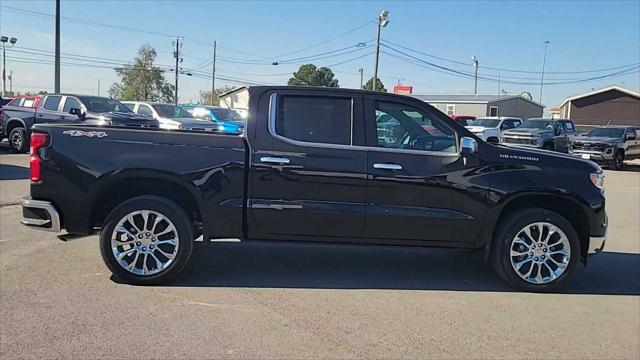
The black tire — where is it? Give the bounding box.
[491,208,580,292]
[99,195,194,285]
[8,127,29,153]
[609,150,624,170]
[542,142,555,151]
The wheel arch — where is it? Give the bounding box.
[5,117,26,134]
[484,193,591,263]
[89,171,204,236]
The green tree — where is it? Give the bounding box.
[109,45,175,102]
[288,64,339,87]
[362,77,387,92]
[198,85,236,106]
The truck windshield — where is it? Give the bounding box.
[471,118,501,127]
[79,96,132,113]
[586,128,625,138]
[520,120,553,130]
[211,108,243,121]
[153,104,193,119]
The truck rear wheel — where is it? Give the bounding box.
[99,195,194,285]
[9,127,29,153]
[491,208,580,292]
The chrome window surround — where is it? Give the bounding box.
[268,93,460,157]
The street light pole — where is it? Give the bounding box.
[539,40,550,104]
[55,0,60,93]
[373,10,389,92]
[1,36,17,97]
[358,68,363,89]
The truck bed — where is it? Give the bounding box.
[30,123,248,238]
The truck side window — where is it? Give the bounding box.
[564,121,574,132]
[137,105,153,117]
[375,101,456,153]
[62,97,81,113]
[276,96,351,145]
[43,96,62,111]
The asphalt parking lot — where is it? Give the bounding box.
[1,141,639,359]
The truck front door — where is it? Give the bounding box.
[248,90,368,241]
[362,96,486,245]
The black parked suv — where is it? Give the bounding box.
[1,94,158,152]
[20,86,607,292]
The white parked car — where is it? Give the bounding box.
[466,117,522,143]
[122,101,220,131]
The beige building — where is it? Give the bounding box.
[218,86,249,117]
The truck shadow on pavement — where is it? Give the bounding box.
[165,242,640,295]
[0,164,30,180]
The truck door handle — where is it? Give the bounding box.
[373,163,402,170]
[260,156,290,164]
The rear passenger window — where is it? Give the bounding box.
[564,121,574,131]
[43,96,62,111]
[276,96,351,145]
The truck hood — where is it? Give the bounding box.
[466,126,496,132]
[159,117,219,129]
[574,136,621,144]
[503,128,551,137]
[88,111,159,128]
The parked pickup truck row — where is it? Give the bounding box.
[21,86,607,292]
[1,94,158,152]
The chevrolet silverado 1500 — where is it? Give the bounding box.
[21,86,607,292]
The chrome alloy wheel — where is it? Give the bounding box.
[509,222,571,284]
[10,131,23,150]
[111,210,179,276]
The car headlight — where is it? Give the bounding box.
[590,171,605,191]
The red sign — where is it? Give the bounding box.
[393,85,413,94]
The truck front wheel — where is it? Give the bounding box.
[610,150,624,170]
[99,195,194,285]
[9,127,29,153]
[491,208,580,292]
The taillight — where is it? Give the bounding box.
[30,133,49,183]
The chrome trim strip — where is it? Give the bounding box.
[373,163,402,170]
[588,234,606,254]
[260,156,290,164]
[21,198,61,233]
[267,92,461,157]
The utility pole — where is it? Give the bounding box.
[54,0,60,93]
[97,79,100,96]
[172,37,182,105]
[471,55,478,97]
[211,41,216,105]
[8,71,12,95]
[373,10,389,92]
[358,68,363,89]
[539,40,550,104]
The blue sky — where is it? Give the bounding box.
[1,0,638,110]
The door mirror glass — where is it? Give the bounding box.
[461,136,478,155]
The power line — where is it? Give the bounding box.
[382,38,640,75]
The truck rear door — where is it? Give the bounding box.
[247,89,367,241]
[36,95,70,124]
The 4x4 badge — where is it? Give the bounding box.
[62,130,108,138]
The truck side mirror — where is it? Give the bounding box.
[627,133,635,140]
[461,136,478,155]
[69,108,84,120]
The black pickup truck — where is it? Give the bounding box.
[1,94,158,153]
[21,86,607,292]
